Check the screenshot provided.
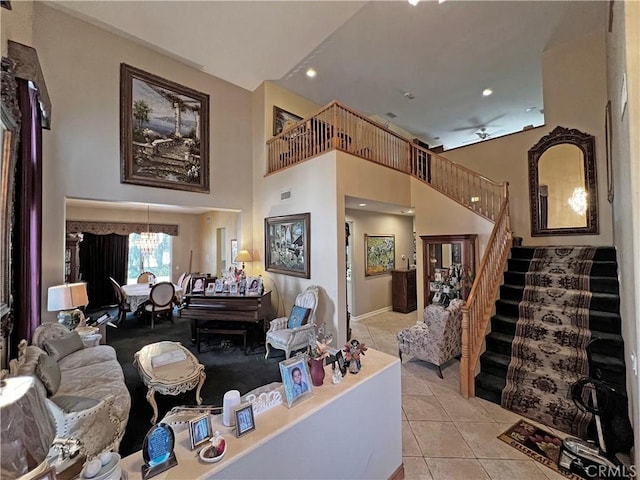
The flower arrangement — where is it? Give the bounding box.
[308,324,333,361]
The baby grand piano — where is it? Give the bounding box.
[181,291,272,353]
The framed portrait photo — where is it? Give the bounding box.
[246,276,262,295]
[234,403,256,437]
[120,64,209,193]
[188,414,212,450]
[191,276,206,294]
[265,213,310,278]
[279,356,313,408]
[205,282,215,294]
[214,278,224,293]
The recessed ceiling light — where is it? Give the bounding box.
[482,88,493,97]
[358,203,367,207]
[406,209,413,214]
[306,68,317,78]
[525,107,537,112]
[408,0,420,5]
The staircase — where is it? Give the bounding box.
[475,245,627,417]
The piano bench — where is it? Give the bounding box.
[196,322,247,354]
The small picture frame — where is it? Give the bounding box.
[234,403,256,437]
[246,276,262,295]
[434,271,443,282]
[228,282,238,295]
[214,278,224,293]
[429,281,440,292]
[442,285,451,294]
[279,356,313,408]
[334,349,347,376]
[188,414,212,450]
[191,276,206,294]
[205,283,215,294]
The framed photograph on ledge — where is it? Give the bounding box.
[188,414,212,450]
[191,276,206,294]
[120,64,210,193]
[364,234,395,276]
[246,276,262,295]
[234,403,256,437]
[279,356,313,408]
[265,213,310,279]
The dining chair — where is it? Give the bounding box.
[137,271,157,284]
[108,277,131,325]
[144,282,176,329]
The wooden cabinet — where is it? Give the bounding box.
[65,233,83,283]
[392,269,417,313]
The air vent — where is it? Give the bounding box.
[281,190,291,201]
[385,112,397,119]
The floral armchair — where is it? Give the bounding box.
[265,285,319,359]
[396,299,465,378]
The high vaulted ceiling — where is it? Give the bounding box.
[48,0,606,150]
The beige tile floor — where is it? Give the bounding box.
[352,310,568,480]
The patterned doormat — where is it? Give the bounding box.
[498,419,586,480]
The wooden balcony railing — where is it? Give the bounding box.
[460,195,512,398]
[267,101,506,221]
[267,100,513,397]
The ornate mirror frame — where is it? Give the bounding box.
[528,126,598,236]
[1,58,20,346]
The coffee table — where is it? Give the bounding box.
[134,341,206,424]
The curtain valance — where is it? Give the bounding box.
[66,220,179,236]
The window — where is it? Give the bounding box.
[127,233,172,284]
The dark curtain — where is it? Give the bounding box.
[79,233,128,309]
[13,79,42,348]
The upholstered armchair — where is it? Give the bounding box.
[396,299,465,378]
[265,285,319,359]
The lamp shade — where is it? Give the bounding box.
[47,282,88,311]
[234,250,253,264]
[0,376,56,478]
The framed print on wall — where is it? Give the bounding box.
[264,213,310,278]
[120,63,210,193]
[365,234,395,276]
[273,106,303,136]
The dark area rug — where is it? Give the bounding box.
[102,310,284,457]
[498,419,585,480]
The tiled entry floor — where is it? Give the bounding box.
[352,310,568,480]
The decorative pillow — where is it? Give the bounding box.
[43,330,84,361]
[36,354,61,396]
[287,306,311,329]
[51,395,100,413]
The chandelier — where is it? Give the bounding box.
[136,205,160,257]
[568,186,588,216]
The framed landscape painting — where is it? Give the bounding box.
[120,64,210,193]
[365,234,395,276]
[264,213,310,278]
[273,106,303,136]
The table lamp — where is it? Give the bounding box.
[0,376,56,479]
[47,282,89,329]
[234,250,253,271]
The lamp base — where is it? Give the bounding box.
[57,309,84,330]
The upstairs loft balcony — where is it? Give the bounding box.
[266,101,507,223]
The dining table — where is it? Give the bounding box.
[121,283,183,313]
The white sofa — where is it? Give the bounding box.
[8,323,130,457]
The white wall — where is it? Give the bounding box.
[445,33,612,247]
[607,0,640,465]
[29,4,253,321]
[345,209,414,317]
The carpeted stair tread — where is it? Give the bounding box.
[486,330,625,361]
[475,372,505,404]
[495,299,622,333]
[510,246,616,261]
[503,271,619,294]
[507,258,617,277]
[499,284,620,313]
[479,348,625,381]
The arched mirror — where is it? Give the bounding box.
[528,126,598,236]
